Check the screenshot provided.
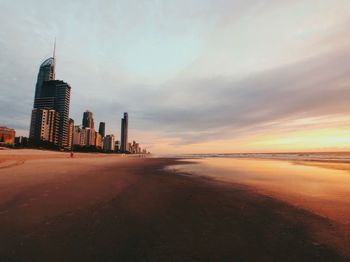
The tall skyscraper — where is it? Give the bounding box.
[30,80,71,148]
[120,112,128,153]
[29,45,72,149]
[98,122,105,138]
[82,110,94,129]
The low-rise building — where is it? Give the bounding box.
[15,136,28,147]
[0,126,16,145]
[103,134,115,152]
[114,140,120,152]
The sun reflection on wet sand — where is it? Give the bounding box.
[170,158,350,225]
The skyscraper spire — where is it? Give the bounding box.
[52,38,56,79]
[53,38,56,60]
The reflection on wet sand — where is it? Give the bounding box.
[170,158,350,225]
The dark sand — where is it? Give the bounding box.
[0,150,348,261]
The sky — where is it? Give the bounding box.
[0,0,350,153]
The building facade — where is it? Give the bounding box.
[95,132,103,149]
[129,140,141,154]
[98,122,105,138]
[73,126,86,146]
[82,110,94,129]
[103,134,115,152]
[29,108,59,144]
[0,126,16,145]
[115,140,120,152]
[30,80,71,148]
[34,57,55,102]
[68,118,74,149]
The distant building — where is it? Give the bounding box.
[95,131,103,149]
[88,128,96,146]
[98,122,105,138]
[129,140,141,154]
[0,126,16,145]
[103,134,115,152]
[68,118,74,149]
[73,126,86,146]
[120,112,128,153]
[82,110,94,129]
[15,136,28,147]
[115,140,120,152]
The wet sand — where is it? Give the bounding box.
[170,157,350,258]
[0,150,348,261]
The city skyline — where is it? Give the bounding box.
[1,1,350,153]
[25,43,146,153]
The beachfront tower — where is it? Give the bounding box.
[120,112,128,153]
[98,122,106,138]
[29,43,72,149]
[31,80,71,148]
[82,110,94,129]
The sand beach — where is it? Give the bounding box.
[0,149,349,261]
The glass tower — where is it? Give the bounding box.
[34,57,55,101]
[120,112,128,153]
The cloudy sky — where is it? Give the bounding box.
[1,0,350,153]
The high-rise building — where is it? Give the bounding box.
[84,128,96,146]
[29,108,59,144]
[73,126,87,146]
[73,126,81,146]
[120,112,128,153]
[82,110,94,129]
[103,134,115,152]
[98,122,105,138]
[29,46,72,149]
[95,132,103,149]
[74,110,103,149]
[30,80,71,148]
[68,118,74,149]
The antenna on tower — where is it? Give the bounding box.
[52,38,57,79]
[53,38,56,60]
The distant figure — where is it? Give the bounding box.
[70,151,74,158]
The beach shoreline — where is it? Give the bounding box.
[0,149,349,261]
